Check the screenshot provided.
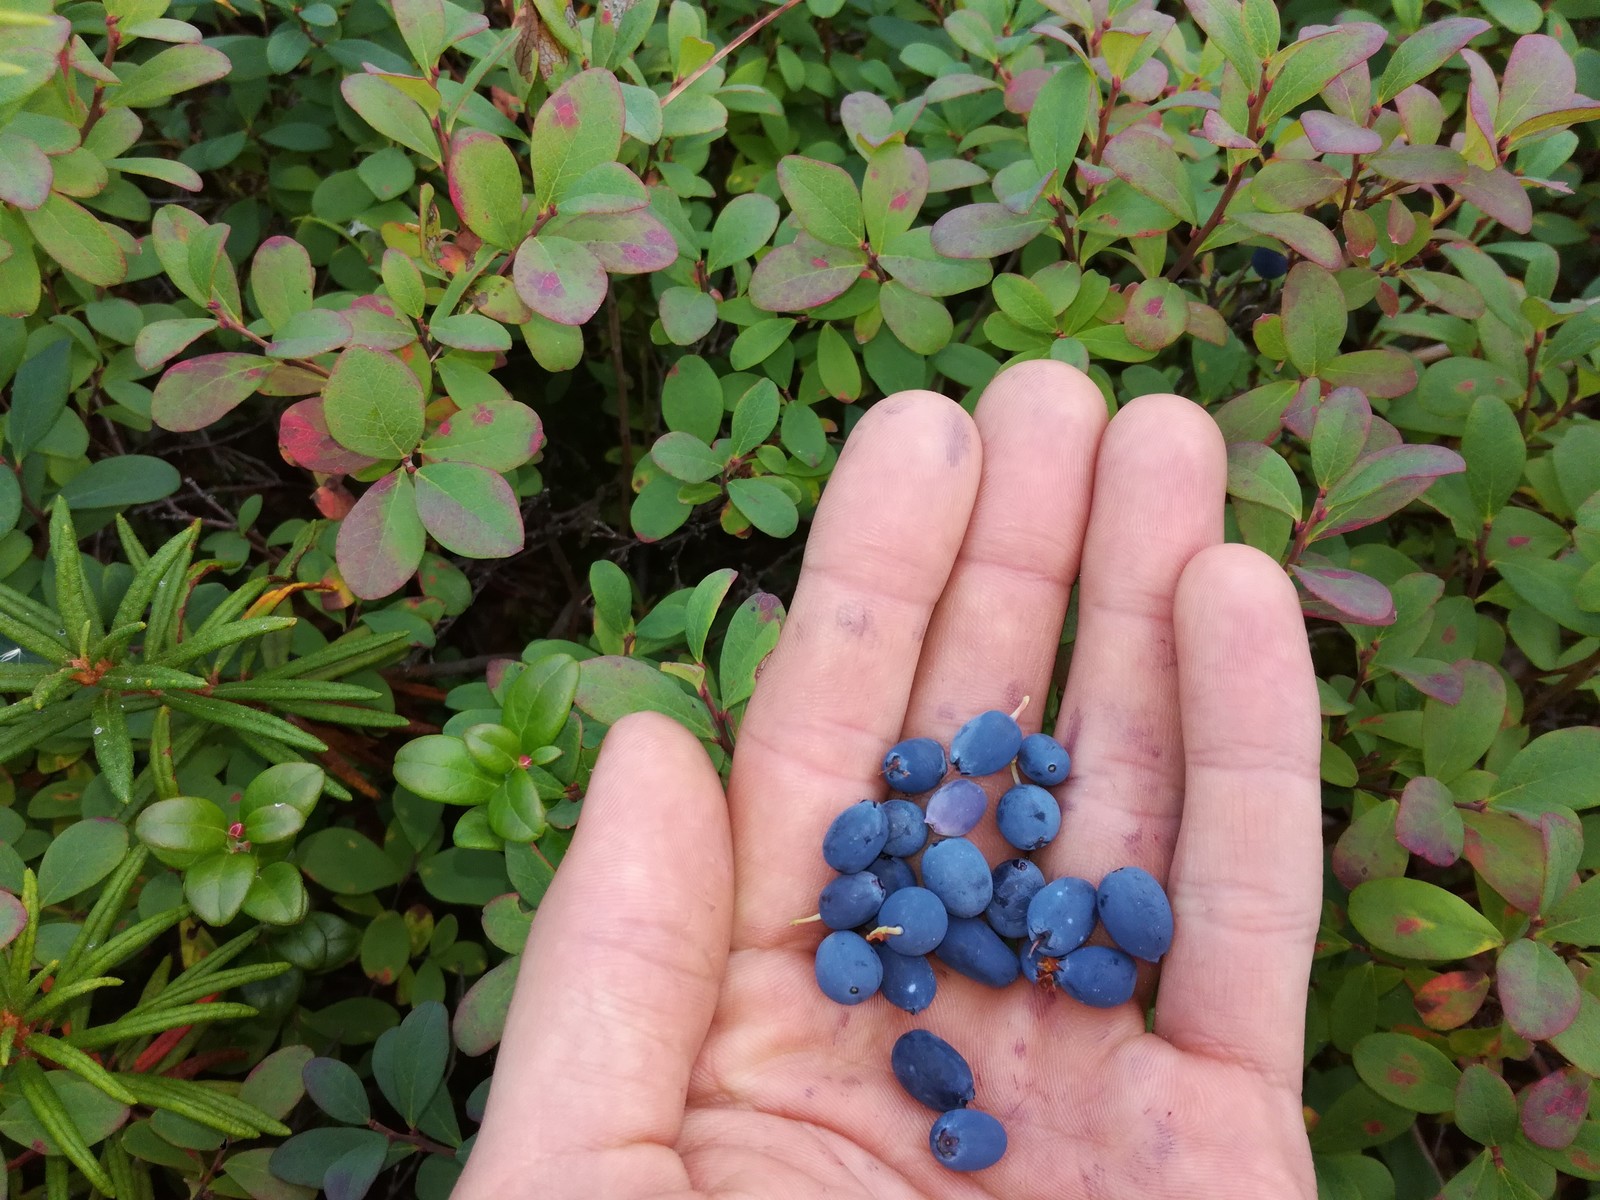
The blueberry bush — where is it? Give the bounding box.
[1,0,1598,1190]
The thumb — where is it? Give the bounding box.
[457,711,733,1199]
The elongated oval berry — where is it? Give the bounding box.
[875,886,948,956]
[948,709,1023,777]
[1026,876,1097,956]
[881,799,929,858]
[1096,865,1174,961]
[867,854,917,895]
[934,917,1019,988]
[930,1109,1007,1171]
[1019,943,1059,987]
[1016,732,1071,786]
[924,779,987,837]
[986,858,1045,939]
[1057,944,1137,1008]
[921,837,992,918]
[875,945,936,1014]
[818,871,886,930]
[995,784,1061,851]
[890,1030,974,1111]
[882,737,947,794]
[814,930,882,1005]
[1252,246,1289,279]
[822,800,888,873]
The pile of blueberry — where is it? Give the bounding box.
[804,702,1175,1172]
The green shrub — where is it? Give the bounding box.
[1,0,1598,1192]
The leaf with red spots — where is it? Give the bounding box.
[152,353,273,432]
[1332,799,1408,891]
[413,461,523,558]
[1348,877,1504,961]
[861,142,928,251]
[1306,1082,1414,1153]
[336,471,425,600]
[530,68,624,206]
[1123,278,1188,351]
[1353,1032,1461,1113]
[512,234,607,326]
[1410,969,1490,1030]
[1461,808,1544,915]
[776,155,863,249]
[279,398,381,475]
[420,400,543,472]
[1387,657,1463,703]
[749,235,867,312]
[1395,776,1463,867]
[1292,563,1396,626]
[1520,1067,1589,1149]
[1497,938,1580,1042]
[549,209,678,274]
[930,203,1050,260]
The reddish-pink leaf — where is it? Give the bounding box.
[279,398,381,475]
[448,129,525,249]
[513,235,607,326]
[1301,110,1382,154]
[1200,109,1254,148]
[1124,279,1189,351]
[1497,938,1581,1041]
[151,353,272,432]
[1102,126,1196,224]
[1332,800,1408,891]
[1319,443,1466,536]
[1389,659,1465,703]
[0,132,52,210]
[1322,349,1418,399]
[1292,564,1396,625]
[551,210,678,274]
[1410,969,1490,1031]
[0,891,26,949]
[1453,167,1533,234]
[930,203,1050,259]
[1368,144,1469,186]
[413,461,523,558]
[1462,810,1545,915]
[345,294,418,350]
[335,471,426,601]
[1234,211,1342,270]
[1496,34,1578,138]
[1395,776,1464,866]
[749,236,867,312]
[1521,1068,1590,1149]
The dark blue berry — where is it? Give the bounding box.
[921,837,992,918]
[1019,942,1060,987]
[1026,876,1097,957]
[881,799,929,858]
[890,1030,974,1111]
[813,930,882,1005]
[876,945,936,1014]
[882,737,947,794]
[1016,732,1071,785]
[1096,865,1174,962]
[818,871,886,930]
[995,784,1061,851]
[1252,247,1289,278]
[934,917,1019,988]
[929,1109,1007,1172]
[866,854,917,895]
[1057,944,1138,1008]
[948,709,1024,777]
[875,886,948,956]
[986,858,1045,939]
[924,779,987,837]
[822,800,887,873]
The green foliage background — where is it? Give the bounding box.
[0,0,1598,1192]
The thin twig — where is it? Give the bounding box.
[663,0,803,105]
[608,293,633,481]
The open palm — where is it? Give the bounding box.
[456,361,1323,1200]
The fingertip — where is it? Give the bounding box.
[846,388,980,476]
[973,359,1109,428]
[1175,544,1311,672]
[1105,392,1226,479]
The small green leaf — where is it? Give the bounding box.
[1461,395,1525,522]
[707,193,780,273]
[652,432,725,483]
[727,477,799,537]
[729,318,797,371]
[1353,1032,1461,1113]
[371,1000,448,1126]
[531,69,624,206]
[421,400,543,472]
[185,851,257,926]
[658,286,717,344]
[1227,443,1302,519]
[862,142,928,250]
[322,346,425,459]
[38,819,129,905]
[777,156,864,248]
[1281,262,1347,376]
[21,194,126,287]
[574,656,715,740]
[1028,60,1094,179]
[250,236,314,332]
[341,73,441,162]
[449,129,525,249]
[302,1058,370,1125]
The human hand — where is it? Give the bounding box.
[455,361,1323,1199]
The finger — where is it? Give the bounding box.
[730,392,981,944]
[1153,544,1322,1090]
[899,361,1107,853]
[459,713,731,1200]
[1042,394,1226,883]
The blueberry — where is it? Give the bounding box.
[929,1109,1007,1172]
[1096,865,1174,962]
[920,837,993,918]
[995,784,1061,851]
[948,709,1024,777]
[934,917,1020,988]
[924,779,987,838]
[813,930,883,1005]
[1252,247,1289,279]
[876,945,936,1014]
[890,1030,974,1111]
[1026,876,1097,957]
[874,886,948,956]
[1016,732,1071,786]
[1019,942,1060,988]
[817,871,886,930]
[882,737,947,794]
[867,854,917,895]
[822,800,888,873]
[1057,944,1138,1008]
[985,858,1045,939]
[881,799,929,858]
